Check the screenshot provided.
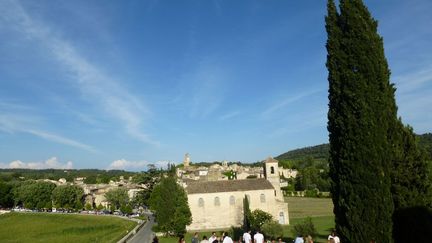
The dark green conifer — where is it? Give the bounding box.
[326,0,395,242]
[391,120,432,210]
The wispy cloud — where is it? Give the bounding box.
[261,89,321,117]
[0,0,157,146]
[0,108,96,152]
[0,157,73,170]
[219,111,240,121]
[393,66,432,94]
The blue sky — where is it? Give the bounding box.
[0,0,431,170]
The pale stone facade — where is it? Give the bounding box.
[184,157,289,231]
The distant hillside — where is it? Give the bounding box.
[275,132,432,162]
[276,144,329,162]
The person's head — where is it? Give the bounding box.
[224,231,229,237]
[178,236,184,243]
[278,238,283,242]
[203,236,207,240]
[331,230,336,236]
[212,232,216,236]
[248,229,251,233]
[194,232,198,237]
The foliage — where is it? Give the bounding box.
[326,0,397,242]
[0,181,14,208]
[51,185,84,209]
[13,181,56,209]
[418,133,432,160]
[291,217,317,238]
[223,170,237,180]
[249,209,273,231]
[393,206,432,243]
[261,220,283,240]
[120,204,133,215]
[149,176,191,236]
[0,168,135,184]
[85,203,93,211]
[391,123,432,210]
[276,144,329,163]
[243,195,251,230]
[105,188,129,210]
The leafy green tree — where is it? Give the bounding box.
[120,204,133,215]
[51,185,83,209]
[0,181,14,208]
[96,203,104,211]
[261,220,283,240]
[75,200,83,211]
[291,217,317,238]
[105,188,129,210]
[85,202,93,211]
[326,0,396,242]
[249,209,273,231]
[149,176,191,236]
[13,181,56,209]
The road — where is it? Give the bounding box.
[128,214,155,243]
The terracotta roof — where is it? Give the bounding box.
[185,179,274,194]
[264,156,278,163]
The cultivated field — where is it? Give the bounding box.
[159,197,335,243]
[0,212,136,243]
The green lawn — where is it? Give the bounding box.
[0,212,136,243]
[159,197,335,243]
[286,197,334,218]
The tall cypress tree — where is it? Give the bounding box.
[326,0,395,242]
[391,121,432,211]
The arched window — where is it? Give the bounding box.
[270,166,275,174]
[229,196,235,205]
[279,212,285,224]
[198,198,204,207]
[260,193,266,203]
[214,197,220,206]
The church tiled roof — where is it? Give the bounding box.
[185,179,274,194]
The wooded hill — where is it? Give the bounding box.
[276,133,432,164]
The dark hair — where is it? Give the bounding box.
[203,236,207,240]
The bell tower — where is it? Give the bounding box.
[264,156,282,199]
[184,153,190,167]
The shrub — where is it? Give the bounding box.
[261,220,283,240]
[291,217,317,238]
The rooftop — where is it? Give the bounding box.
[185,178,274,194]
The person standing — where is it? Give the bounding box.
[222,232,233,243]
[293,234,304,243]
[200,236,210,243]
[209,232,217,243]
[327,230,340,243]
[253,230,264,243]
[243,230,252,243]
[192,232,199,243]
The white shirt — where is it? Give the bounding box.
[243,232,252,243]
[254,233,264,243]
[294,237,304,243]
[333,236,340,243]
[223,236,233,243]
[208,236,217,243]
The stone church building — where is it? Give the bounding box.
[184,157,289,230]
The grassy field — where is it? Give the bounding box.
[0,212,136,243]
[286,197,334,218]
[159,197,335,243]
